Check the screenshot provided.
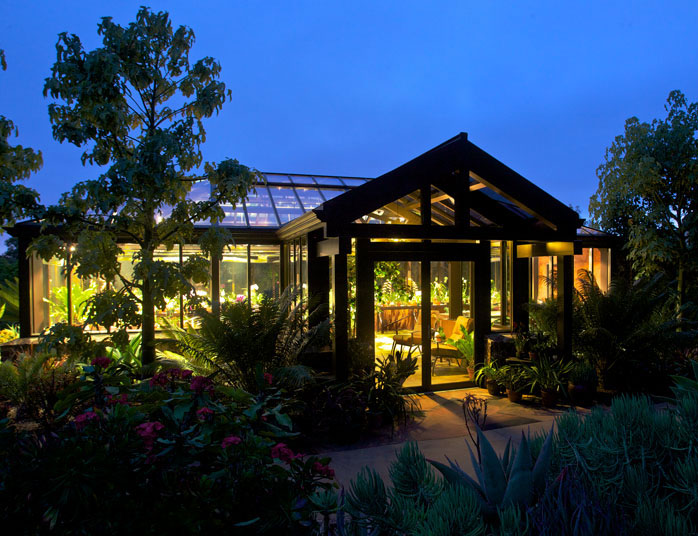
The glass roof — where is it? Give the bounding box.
[195,172,362,228]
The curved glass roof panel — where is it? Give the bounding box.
[295,187,325,210]
[319,188,347,201]
[269,186,304,224]
[341,178,369,186]
[313,176,347,186]
[244,188,278,227]
[289,176,316,185]
[262,173,292,184]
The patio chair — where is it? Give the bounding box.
[389,311,440,358]
[431,316,474,374]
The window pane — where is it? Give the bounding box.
[295,187,325,210]
[187,181,210,202]
[221,245,248,304]
[263,173,292,183]
[245,189,279,227]
[341,178,368,186]
[220,205,248,226]
[313,176,346,186]
[268,186,304,224]
[250,244,281,304]
[290,176,316,185]
[319,188,347,201]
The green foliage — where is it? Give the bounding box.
[0,50,42,228]
[430,425,554,517]
[0,361,336,534]
[568,361,597,387]
[34,7,257,364]
[498,364,528,391]
[575,270,688,391]
[0,353,78,425]
[0,276,19,325]
[446,324,474,365]
[345,442,484,535]
[368,353,420,426]
[522,357,573,393]
[590,90,698,308]
[165,287,326,392]
[44,281,98,325]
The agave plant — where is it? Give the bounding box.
[164,287,328,392]
[430,424,554,517]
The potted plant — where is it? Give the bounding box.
[523,357,573,408]
[499,365,526,403]
[447,325,475,380]
[567,361,598,406]
[475,363,503,396]
[367,354,419,428]
[512,323,531,358]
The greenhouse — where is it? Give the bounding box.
[10,133,615,390]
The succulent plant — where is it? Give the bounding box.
[430,424,554,517]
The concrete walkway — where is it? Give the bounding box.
[321,388,585,487]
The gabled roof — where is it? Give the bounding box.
[305,133,582,241]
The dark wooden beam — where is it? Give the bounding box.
[355,239,374,346]
[556,255,574,359]
[511,241,530,330]
[449,261,463,320]
[420,186,431,227]
[420,259,432,389]
[332,252,349,381]
[516,242,579,258]
[473,241,491,366]
[18,236,31,338]
[307,229,330,326]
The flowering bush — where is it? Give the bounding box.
[0,362,336,534]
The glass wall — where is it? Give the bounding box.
[282,237,308,301]
[491,241,512,329]
[530,247,611,302]
[30,241,281,334]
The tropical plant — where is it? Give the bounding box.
[430,424,554,517]
[0,360,336,534]
[446,324,474,366]
[165,287,326,392]
[339,442,484,535]
[45,281,99,325]
[522,357,573,393]
[568,361,598,388]
[0,277,19,325]
[575,270,687,391]
[31,7,257,364]
[367,353,420,427]
[498,364,527,392]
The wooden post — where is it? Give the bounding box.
[211,251,220,315]
[473,241,491,366]
[448,261,462,320]
[332,249,349,381]
[421,259,431,388]
[556,255,573,358]
[354,239,374,346]
[17,236,31,338]
[307,230,330,326]
[511,241,529,330]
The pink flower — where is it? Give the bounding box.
[221,435,242,448]
[180,369,193,379]
[313,461,336,479]
[106,393,129,406]
[190,375,214,395]
[263,372,273,385]
[149,372,169,388]
[91,357,111,369]
[135,421,165,451]
[74,409,100,430]
[196,406,214,420]
[271,442,303,463]
[236,295,246,303]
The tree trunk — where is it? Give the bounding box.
[141,275,156,365]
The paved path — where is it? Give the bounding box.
[320,388,585,487]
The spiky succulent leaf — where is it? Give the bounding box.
[476,425,507,506]
[532,425,554,494]
[501,432,533,508]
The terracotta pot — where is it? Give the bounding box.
[567,383,596,407]
[467,366,476,381]
[540,389,558,408]
[528,351,538,360]
[507,388,523,403]
[486,379,501,396]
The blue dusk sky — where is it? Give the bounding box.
[1,0,697,223]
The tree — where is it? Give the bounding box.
[589,90,698,312]
[0,50,43,228]
[32,8,257,364]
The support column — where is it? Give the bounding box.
[420,259,431,388]
[511,241,529,330]
[448,261,462,320]
[332,250,349,381]
[556,255,574,359]
[18,236,31,339]
[473,241,491,366]
[211,252,220,315]
[354,239,373,346]
[307,230,330,326]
